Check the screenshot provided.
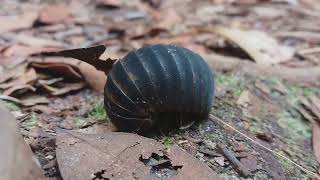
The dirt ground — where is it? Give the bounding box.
[1,0,320,179]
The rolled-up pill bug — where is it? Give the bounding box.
[104,44,215,133]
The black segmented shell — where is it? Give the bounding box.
[104,44,215,133]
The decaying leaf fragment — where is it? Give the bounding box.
[41,45,116,74]
[37,45,117,92]
[56,131,219,180]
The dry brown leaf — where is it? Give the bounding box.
[36,45,116,92]
[3,84,36,96]
[0,58,28,84]
[0,67,38,89]
[239,154,262,173]
[38,77,64,86]
[155,8,182,30]
[213,27,294,66]
[2,44,60,57]
[14,34,66,48]
[56,131,219,180]
[0,12,38,33]
[78,63,107,92]
[0,103,45,179]
[41,45,115,73]
[31,57,107,92]
[0,95,24,105]
[312,123,320,164]
[31,60,83,80]
[38,4,71,24]
[51,82,86,96]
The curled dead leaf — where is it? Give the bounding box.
[212,26,294,66]
[0,12,38,33]
[0,67,38,96]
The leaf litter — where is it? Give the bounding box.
[0,0,320,179]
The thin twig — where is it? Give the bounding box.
[217,144,250,177]
[209,114,320,180]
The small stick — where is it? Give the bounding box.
[217,144,250,177]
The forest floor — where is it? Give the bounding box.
[1,0,320,179]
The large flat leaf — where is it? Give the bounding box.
[56,131,219,180]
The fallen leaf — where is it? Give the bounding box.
[38,77,64,85]
[0,103,45,179]
[256,132,273,142]
[51,82,86,96]
[237,90,251,108]
[0,67,38,89]
[78,62,107,92]
[213,26,294,66]
[239,154,262,173]
[41,45,116,73]
[56,131,219,180]
[36,45,116,92]
[0,59,28,84]
[3,84,36,96]
[0,12,38,33]
[38,4,71,24]
[14,34,66,48]
[155,8,182,30]
[31,57,107,92]
[2,44,59,57]
[312,123,320,164]
[0,95,23,105]
[0,56,26,68]
[31,60,83,80]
